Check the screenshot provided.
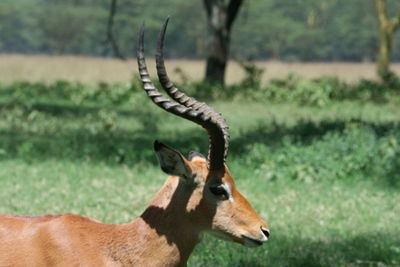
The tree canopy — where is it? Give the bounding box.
[1,0,399,62]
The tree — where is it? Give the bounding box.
[104,0,125,59]
[375,0,400,76]
[203,0,243,86]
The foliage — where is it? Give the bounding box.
[232,59,265,97]
[379,69,400,88]
[0,80,137,106]
[169,66,400,105]
[1,0,400,61]
[0,79,399,180]
[233,71,400,106]
[0,80,399,266]
[240,122,400,184]
[260,74,335,106]
[1,69,400,111]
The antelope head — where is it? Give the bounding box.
[137,19,269,248]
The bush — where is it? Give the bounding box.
[238,122,400,184]
[251,73,400,105]
[257,74,339,106]
[1,79,399,185]
[379,70,400,89]
[1,71,400,108]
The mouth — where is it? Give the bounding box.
[242,235,266,247]
[208,230,268,248]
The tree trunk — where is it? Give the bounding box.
[203,0,243,86]
[375,0,400,76]
[377,26,392,75]
[104,0,126,60]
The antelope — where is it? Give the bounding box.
[0,19,269,267]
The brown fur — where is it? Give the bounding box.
[0,156,268,266]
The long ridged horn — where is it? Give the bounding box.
[137,20,229,170]
[155,18,229,170]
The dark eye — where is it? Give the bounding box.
[209,185,229,199]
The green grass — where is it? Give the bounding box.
[1,160,399,266]
[191,180,400,266]
[0,82,400,266]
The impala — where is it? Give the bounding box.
[0,19,269,266]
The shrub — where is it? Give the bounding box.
[236,122,400,184]
[260,74,338,106]
[255,74,399,105]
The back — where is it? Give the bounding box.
[0,214,115,267]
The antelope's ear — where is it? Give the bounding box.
[154,140,191,178]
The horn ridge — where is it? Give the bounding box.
[155,18,229,170]
[137,24,202,118]
[138,20,229,170]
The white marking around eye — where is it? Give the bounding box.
[221,183,234,202]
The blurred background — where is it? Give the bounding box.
[0,1,400,266]
[1,0,400,84]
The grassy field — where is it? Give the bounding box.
[0,78,399,266]
[2,54,400,85]
[2,159,399,266]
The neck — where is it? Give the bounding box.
[110,176,202,266]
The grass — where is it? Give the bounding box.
[0,81,400,266]
[2,54,400,85]
[2,160,399,266]
[190,180,400,266]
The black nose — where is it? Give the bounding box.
[261,227,270,238]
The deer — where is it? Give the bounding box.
[0,19,269,267]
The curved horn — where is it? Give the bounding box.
[154,18,229,170]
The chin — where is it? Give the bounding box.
[242,236,265,247]
[207,229,259,247]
